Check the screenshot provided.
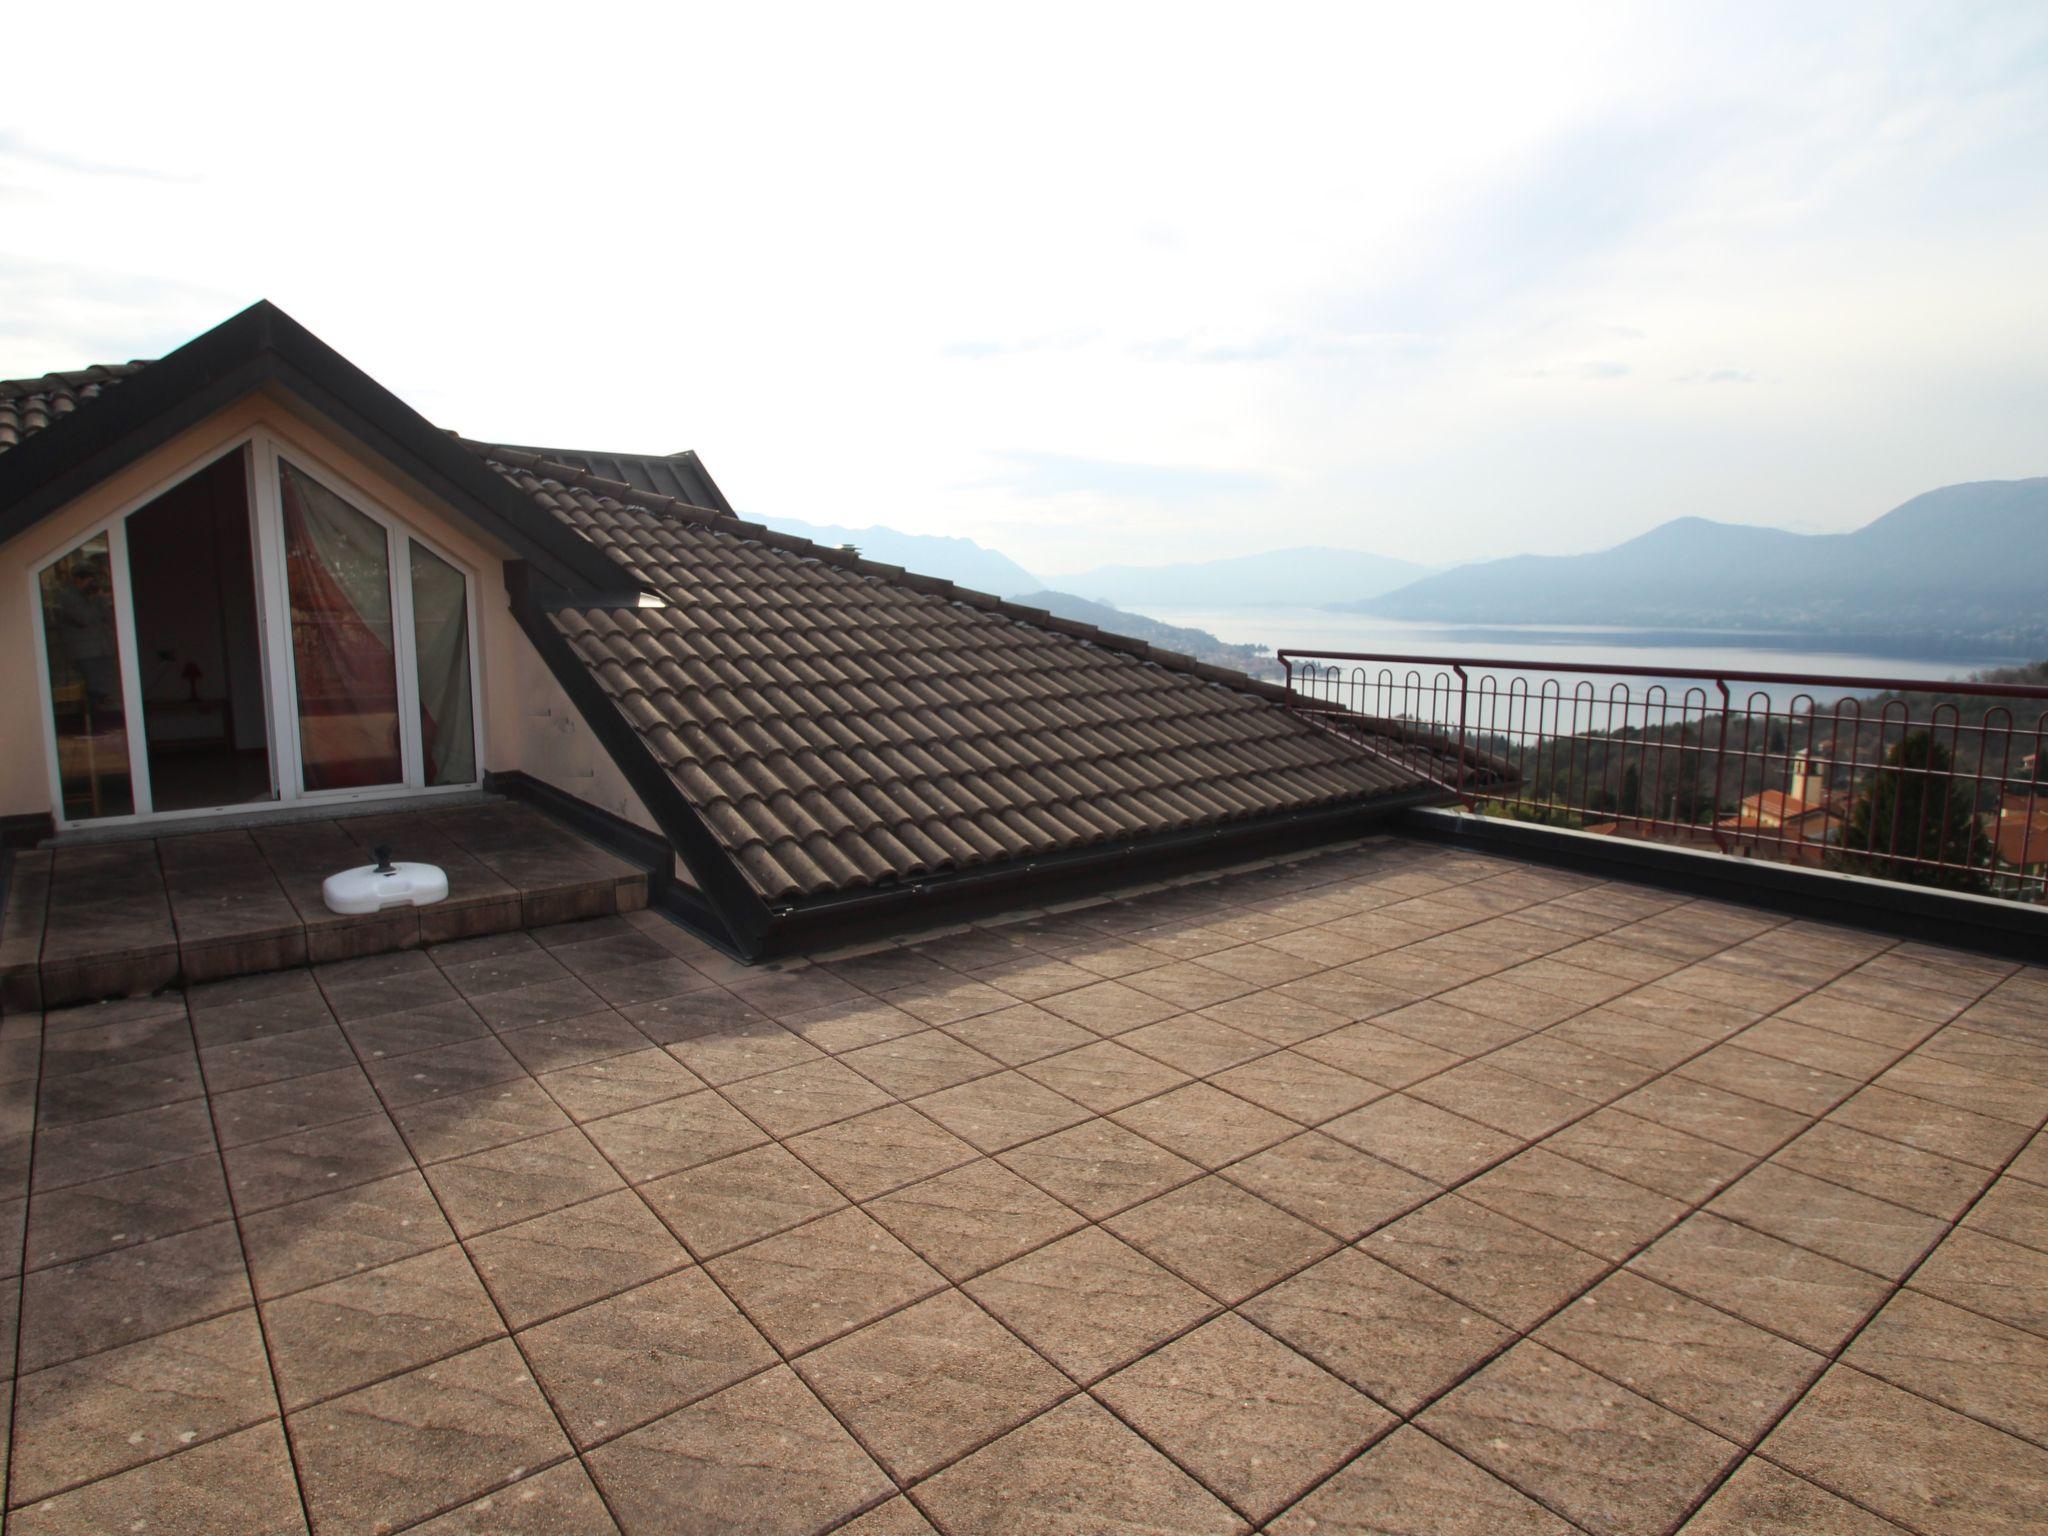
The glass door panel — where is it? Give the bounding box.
[409,541,477,786]
[278,460,403,790]
[126,448,276,811]
[38,533,136,819]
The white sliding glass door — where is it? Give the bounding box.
[30,431,483,828]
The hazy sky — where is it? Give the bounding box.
[5,2,2045,576]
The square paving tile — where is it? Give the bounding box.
[1459,1146,1689,1263]
[1117,1014,1269,1075]
[1615,1074,1811,1156]
[1362,1195,1609,1332]
[19,1221,252,1372]
[287,1338,572,1536]
[584,1365,891,1536]
[1829,1083,2034,1168]
[1630,1212,1891,1353]
[1097,1313,1391,1523]
[422,1126,623,1238]
[795,1290,1069,1480]
[1708,1161,1948,1279]
[4,1420,306,1536]
[1408,1060,1600,1140]
[1036,979,1184,1035]
[995,1118,1202,1220]
[641,1144,845,1259]
[263,1244,503,1408]
[1265,1424,1575,1536]
[912,1395,1244,1536]
[208,1064,383,1149]
[1845,1288,2048,1445]
[466,1189,688,1327]
[519,1268,775,1447]
[365,1037,526,1110]
[1763,1364,2048,1536]
[27,1097,216,1194]
[581,1089,766,1184]
[1965,1175,2048,1253]
[239,1170,454,1299]
[706,1208,945,1355]
[405,1460,616,1534]
[498,1011,655,1075]
[1539,1106,1754,1205]
[784,1104,978,1202]
[220,1111,413,1214]
[9,1308,276,1505]
[913,1070,1092,1153]
[537,1048,701,1121]
[1016,1039,1190,1113]
[1110,1082,1297,1168]
[865,1158,1084,1280]
[1679,1456,1913,1536]
[1422,1339,1742,1536]
[1206,1049,1383,1125]
[1536,1270,1826,1442]
[718,1058,892,1139]
[1222,1131,1438,1240]
[963,1226,1217,1383]
[1242,1247,1514,1414]
[24,1151,232,1270]
[1322,1093,1519,1184]
[839,1031,1002,1098]
[1107,1175,1338,1304]
[938,1003,1094,1065]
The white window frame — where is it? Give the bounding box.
[27,425,487,830]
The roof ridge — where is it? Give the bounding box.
[0,361,150,399]
[476,440,1291,704]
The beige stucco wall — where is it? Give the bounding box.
[0,386,663,840]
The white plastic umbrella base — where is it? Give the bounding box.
[322,861,451,915]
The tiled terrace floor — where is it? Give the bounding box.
[0,834,2044,1534]
[0,801,648,1012]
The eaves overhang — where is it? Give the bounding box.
[0,300,639,601]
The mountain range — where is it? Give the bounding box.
[1049,547,1435,608]
[755,516,1042,595]
[1347,478,2048,644]
[1011,591,1281,678]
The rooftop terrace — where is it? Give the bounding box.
[0,832,2043,1534]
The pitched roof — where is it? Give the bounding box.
[0,363,148,453]
[481,445,1445,905]
[491,445,733,514]
[1,305,1458,948]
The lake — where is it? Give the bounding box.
[1144,606,2039,725]
[1147,607,2032,682]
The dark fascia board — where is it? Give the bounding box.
[749,785,1449,960]
[0,301,636,600]
[1402,805,2048,962]
[504,562,777,958]
[507,551,1454,963]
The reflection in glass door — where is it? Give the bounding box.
[36,533,134,819]
[277,460,403,791]
[33,431,484,827]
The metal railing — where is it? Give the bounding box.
[1280,651,2048,903]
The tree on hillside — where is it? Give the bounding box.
[1836,732,1988,890]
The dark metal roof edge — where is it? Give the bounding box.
[1402,805,2048,962]
[503,561,776,958]
[745,785,1451,959]
[0,302,633,598]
